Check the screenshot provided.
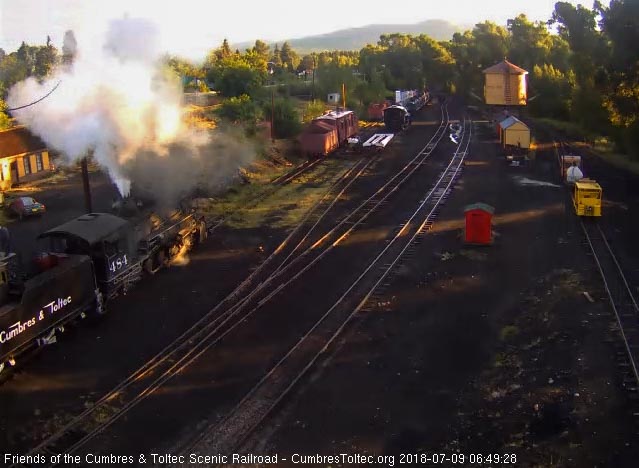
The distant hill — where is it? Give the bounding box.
[234,19,470,54]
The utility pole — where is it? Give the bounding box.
[311,56,316,101]
[342,83,346,109]
[271,89,275,142]
[81,157,92,213]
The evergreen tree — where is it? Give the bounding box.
[280,41,299,71]
[253,40,270,59]
[218,39,232,60]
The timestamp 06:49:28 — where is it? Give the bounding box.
[399,453,517,464]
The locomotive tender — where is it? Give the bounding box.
[383,105,411,132]
[0,211,207,375]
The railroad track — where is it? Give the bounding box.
[10,154,373,468]
[580,221,639,393]
[269,158,323,186]
[555,140,639,394]
[14,103,452,467]
[177,115,473,459]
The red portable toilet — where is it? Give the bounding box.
[464,203,494,245]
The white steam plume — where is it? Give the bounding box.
[7,16,184,197]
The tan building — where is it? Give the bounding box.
[483,60,528,106]
[0,126,52,191]
[498,116,530,149]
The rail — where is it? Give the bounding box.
[581,220,639,389]
[179,116,472,457]
[555,140,639,390]
[14,103,452,467]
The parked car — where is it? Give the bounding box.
[5,196,46,219]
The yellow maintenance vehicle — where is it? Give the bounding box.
[573,179,602,217]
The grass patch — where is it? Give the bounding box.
[198,156,357,230]
[533,118,639,175]
[493,352,507,368]
[590,138,639,176]
[459,249,488,261]
[533,118,593,141]
[499,325,520,341]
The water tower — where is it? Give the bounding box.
[482,59,528,106]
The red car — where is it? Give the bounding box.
[6,196,46,220]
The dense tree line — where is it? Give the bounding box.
[2,2,639,154]
[195,1,639,153]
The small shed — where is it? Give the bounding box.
[483,60,528,106]
[464,203,494,245]
[498,116,530,149]
[327,93,340,104]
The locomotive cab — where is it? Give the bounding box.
[38,213,139,296]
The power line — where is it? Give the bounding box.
[6,80,62,112]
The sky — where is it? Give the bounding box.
[0,0,592,60]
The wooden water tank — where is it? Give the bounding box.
[483,60,528,106]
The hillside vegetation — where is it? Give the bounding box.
[233,19,467,53]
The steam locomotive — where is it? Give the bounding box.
[0,210,207,376]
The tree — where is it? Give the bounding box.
[280,42,299,71]
[596,0,639,155]
[0,99,10,130]
[217,94,262,124]
[271,43,282,68]
[302,100,326,123]
[415,35,456,89]
[16,42,36,76]
[34,41,58,77]
[528,64,574,119]
[252,40,270,59]
[297,55,315,74]
[209,56,266,97]
[216,39,232,61]
[263,98,301,138]
[549,2,603,84]
[507,14,554,72]
[0,54,28,91]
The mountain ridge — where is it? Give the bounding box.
[233,19,470,54]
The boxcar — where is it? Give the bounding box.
[314,110,358,144]
[299,121,340,157]
[300,110,359,157]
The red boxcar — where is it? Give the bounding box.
[300,110,359,157]
[368,102,389,120]
[464,203,494,245]
[299,121,339,157]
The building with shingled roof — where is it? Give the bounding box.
[0,126,52,190]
